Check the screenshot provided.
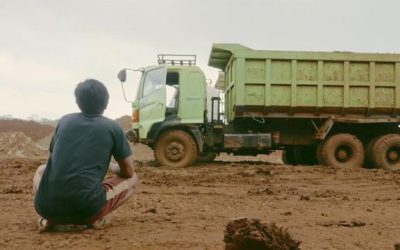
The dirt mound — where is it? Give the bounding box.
[224,218,300,250]
[0,157,45,171]
[115,115,132,131]
[0,132,47,158]
[0,119,54,142]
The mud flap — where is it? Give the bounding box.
[190,128,204,153]
[126,129,138,143]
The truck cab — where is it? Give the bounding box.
[118,55,209,167]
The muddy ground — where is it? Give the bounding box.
[2,145,400,249]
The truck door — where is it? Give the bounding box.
[139,66,167,138]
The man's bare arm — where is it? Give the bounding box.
[116,157,135,178]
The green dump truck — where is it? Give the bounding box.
[117,44,400,170]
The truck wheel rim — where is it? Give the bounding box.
[335,145,353,163]
[166,142,184,161]
[387,146,400,164]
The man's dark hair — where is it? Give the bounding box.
[74,79,109,115]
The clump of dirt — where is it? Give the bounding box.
[224,218,300,250]
[0,119,54,141]
[319,220,366,228]
[0,132,47,158]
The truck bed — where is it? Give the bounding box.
[209,44,400,121]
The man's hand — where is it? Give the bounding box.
[116,157,135,178]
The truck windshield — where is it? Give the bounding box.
[123,70,143,101]
[142,67,166,97]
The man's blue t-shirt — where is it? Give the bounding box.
[34,113,132,222]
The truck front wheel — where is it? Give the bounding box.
[154,130,198,167]
[371,134,400,171]
[319,133,364,168]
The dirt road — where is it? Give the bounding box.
[1,153,400,249]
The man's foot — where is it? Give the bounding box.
[90,216,111,230]
[37,217,52,233]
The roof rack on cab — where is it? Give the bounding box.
[157,54,196,66]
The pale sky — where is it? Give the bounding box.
[1,0,399,120]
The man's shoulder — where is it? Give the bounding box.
[97,115,120,128]
[58,113,122,130]
[87,114,124,132]
[58,113,80,124]
[60,113,110,122]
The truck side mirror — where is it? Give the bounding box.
[117,69,127,82]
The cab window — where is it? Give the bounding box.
[166,72,179,112]
[166,72,179,86]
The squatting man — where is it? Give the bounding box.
[33,79,138,231]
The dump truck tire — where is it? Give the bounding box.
[319,133,364,168]
[197,152,218,163]
[154,130,198,167]
[371,134,400,171]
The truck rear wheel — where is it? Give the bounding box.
[154,130,198,167]
[319,133,364,168]
[197,152,218,163]
[371,134,400,171]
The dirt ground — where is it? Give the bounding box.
[2,143,400,250]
